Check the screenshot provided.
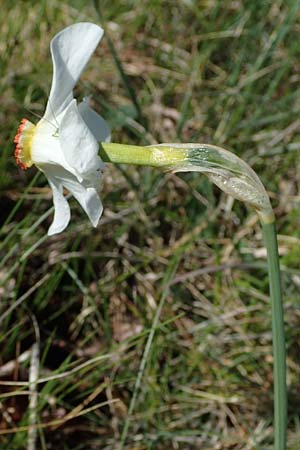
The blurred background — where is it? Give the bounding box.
[1,0,300,449]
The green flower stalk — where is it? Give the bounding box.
[100,142,274,224]
[100,141,286,450]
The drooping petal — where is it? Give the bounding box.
[42,164,103,229]
[78,97,111,142]
[44,22,104,122]
[44,172,71,235]
[59,99,101,179]
[62,177,103,227]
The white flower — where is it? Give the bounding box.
[14,23,110,235]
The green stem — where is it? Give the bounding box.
[100,142,188,168]
[262,221,287,450]
[99,142,274,224]
[99,141,286,446]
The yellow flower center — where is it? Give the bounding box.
[14,119,36,170]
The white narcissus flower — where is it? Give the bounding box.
[14,23,110,235]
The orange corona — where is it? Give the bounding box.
[14,118,35,170]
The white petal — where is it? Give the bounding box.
[44,173,71,235]
[78,98,111,142]
[44,23,104,122]
[42,164,103,228]
[59,99,101,179]
[63,178,103,227]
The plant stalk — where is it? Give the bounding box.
[99,141,287,448]
[262,220,287,450]
[100,142,188,168]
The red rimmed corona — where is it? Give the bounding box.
[14,118,35,170]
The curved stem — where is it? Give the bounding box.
[99,141,286,447]
[99,142,274,223]
[262,221,287,450]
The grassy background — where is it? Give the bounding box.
[1,0,300,449]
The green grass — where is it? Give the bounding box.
[1,0,300,448]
